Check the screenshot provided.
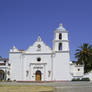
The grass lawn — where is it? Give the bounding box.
[0,84,53,92]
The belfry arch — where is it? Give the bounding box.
[59,43,62,51]
[59,33,62,39]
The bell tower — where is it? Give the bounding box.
[53,24,72,81]
[53,24,69,52]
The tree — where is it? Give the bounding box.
[75,43,92,73]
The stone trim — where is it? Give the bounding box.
[0,66,9,68]
[55,51,70,53]
[54,30,68,33]
[53,40,69,42]
[30,63,47,65]
[9,52,22,54]
[23,53,53,55]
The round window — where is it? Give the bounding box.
[78,69,80,71]
[37,57,41,61]
[38,44,41,48]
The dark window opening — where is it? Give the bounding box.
[37,57,41,62]
[37,44,41,48]
[37,44,41,51]
[78,69,80,71]
[59,33,62,39]
[0,70,5,81]
[59,43,62,51]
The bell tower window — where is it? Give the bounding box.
[59,33,62,39]
[59,43,62,51]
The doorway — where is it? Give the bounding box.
[35,70,41,81]
[0,70,5,81]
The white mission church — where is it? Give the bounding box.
[9,24,73,81]
[1,24,88,81]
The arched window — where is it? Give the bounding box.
[59,33,62,39]
[59,43,62,51]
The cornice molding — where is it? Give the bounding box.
[55,30,68,33]
[23,53,53,55]
[55,51,70,53]
[30,63,47,65]
[53,40,69,42]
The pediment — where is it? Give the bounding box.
[24,37,52,54]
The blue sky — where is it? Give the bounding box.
[0,0,92,61]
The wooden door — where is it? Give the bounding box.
[35,70,41,81]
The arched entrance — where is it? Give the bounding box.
[35,70,41,81]
[0,70,5,81]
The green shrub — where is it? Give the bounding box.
[81,78,90,81]
[72,78,81,81]
[72,77,90,81]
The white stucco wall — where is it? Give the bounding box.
[70,64,84,78]
[84,71,92,81]
[9,36,53,81]
[22,54,53,81]
[53,52,72,81]
[9,52,23,81]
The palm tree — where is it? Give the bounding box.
[75,43,92,73]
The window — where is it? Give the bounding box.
[78,69,80,71]
[37,44,41,48]
[59,43,62,51]
[8,63,11,66]
[37,44,41,51]
[59,33,62,39]
[37,57,41,62]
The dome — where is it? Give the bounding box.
[56,24,66,31]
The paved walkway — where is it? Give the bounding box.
[0,82,92,92]
[0,81,91,86]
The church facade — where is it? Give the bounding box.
[9,24,73,81]
[1,24,87,81]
